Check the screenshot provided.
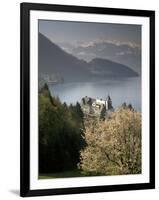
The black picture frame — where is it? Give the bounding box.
[20,2,155,197]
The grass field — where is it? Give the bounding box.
[39,169,86,179]
[39,169,99,179]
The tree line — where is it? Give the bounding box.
[39,83,85,173]
[39,83,141,176]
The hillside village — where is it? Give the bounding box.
[80,95,114,119]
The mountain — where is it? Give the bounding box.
[89,58,138,77]
[38,33,90,82]
[67,41,141,74]
[38,33,138,82]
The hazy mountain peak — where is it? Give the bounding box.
[39,33,138,82]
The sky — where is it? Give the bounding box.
[39,20,141,47]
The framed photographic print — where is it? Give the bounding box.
[20,2,155,197]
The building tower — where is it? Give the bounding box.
[105,95,113,110]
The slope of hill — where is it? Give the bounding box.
[38,33,90,82]
[89,58,138,77]
[38,33,138,82]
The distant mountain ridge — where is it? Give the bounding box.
[89,58,138,77]
[38,33,138,82]
[59,41,141,74]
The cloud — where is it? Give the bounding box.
[55,39,141,74]
[79,39,140,50]
[79,41,96,48]
[71,40,141,74]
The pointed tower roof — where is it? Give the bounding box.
[106,95,111,101]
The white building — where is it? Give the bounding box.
[81,95,114,118]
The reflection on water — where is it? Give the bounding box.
[49,77,141,111]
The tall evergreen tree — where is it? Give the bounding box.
[39,84,85,173]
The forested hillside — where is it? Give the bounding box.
[39,84,141,178]
[39,84,85,173]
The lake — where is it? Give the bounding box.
[49,77,141,111]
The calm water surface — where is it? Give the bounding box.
[49,77,141,111]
